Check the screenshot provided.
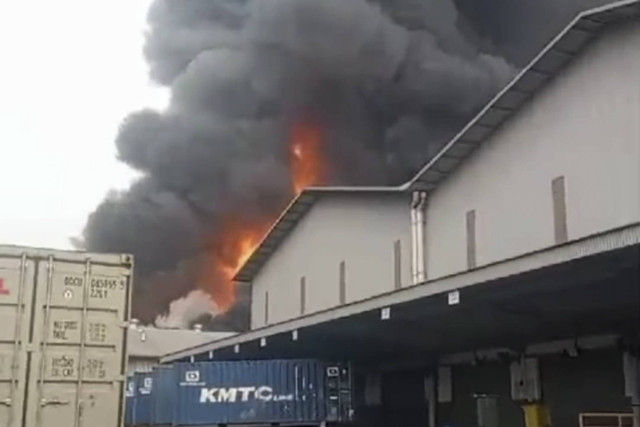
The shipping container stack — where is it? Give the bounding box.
[125,359,353,427]
[0,245,133,427]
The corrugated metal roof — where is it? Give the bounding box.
[233,0,640,284]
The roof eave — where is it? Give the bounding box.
[405,0,640,191]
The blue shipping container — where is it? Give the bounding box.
[151,366,175,426]
[125,376,135,427]
[133,372,154,426]
[165,359,352,426]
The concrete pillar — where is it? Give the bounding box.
[511,357,551,427]
[623,352,640,427]
[475,394,500,427]
[425,375,436,427]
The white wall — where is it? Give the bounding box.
[251,193,411,328]
[426,21,640,279]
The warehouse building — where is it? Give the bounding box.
[164,2,640,427]
[237,0,640,331]
[127,324,234,374]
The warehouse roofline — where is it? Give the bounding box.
[406,0,640,190]
[233,0,640,283]
[234,185,404,282]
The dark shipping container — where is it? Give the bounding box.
[151,366,175,426]
[164,359,352,426]
[133,372,154,426]
[125,376,135,427]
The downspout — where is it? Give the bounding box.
[411,191,428,285]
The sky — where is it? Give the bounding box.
[0,1,167,249]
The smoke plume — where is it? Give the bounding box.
[155,289,219,329]
[82,0,611,329]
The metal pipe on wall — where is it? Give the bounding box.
[411,191,428,285]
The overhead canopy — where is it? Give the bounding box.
[164,226,640,364]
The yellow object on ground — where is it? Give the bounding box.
[522,403,552,427]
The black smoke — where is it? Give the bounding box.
[82,0,611,329]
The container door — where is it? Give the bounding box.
[24,257,130,427]
[0,254,35,427]
[125,377,135,427]
[134,373,153,425]
[151,366,174,426]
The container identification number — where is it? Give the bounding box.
[62,275,125,299]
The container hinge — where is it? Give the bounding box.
[121,321,133,329]
[40,398,70,407]
[120,254,133,267]
[0,398,11,406]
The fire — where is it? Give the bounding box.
[290,120,327,195]
[219,229,263,281]
[198,219,267,313]
[198,119,327,317]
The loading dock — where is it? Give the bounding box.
[164,233,639,364]
[163,233,640,427]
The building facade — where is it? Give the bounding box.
[250,191,412,328]
[242,10,640,330]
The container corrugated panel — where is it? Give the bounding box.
[172,360,329,426]
[0,251,35,427]
[151,366,174,426]
[125,376,135,427]
[133,372,153,426]
[0,245,133,427]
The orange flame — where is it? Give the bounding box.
[218,228,263,281]
[198,219,266,312]
[198,119,327,316]
[291,120,327,195]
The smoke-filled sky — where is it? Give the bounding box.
[1,0,609,330]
